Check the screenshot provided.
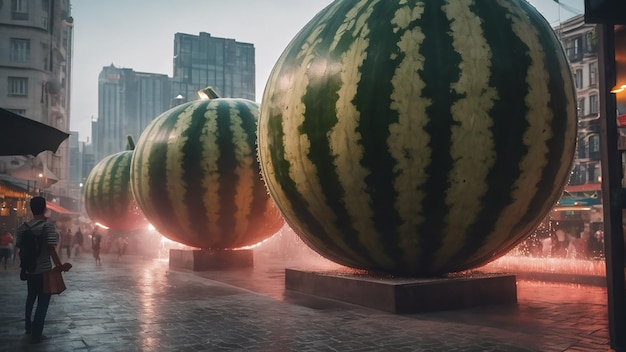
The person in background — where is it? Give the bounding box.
[115,236,129,261]
[91,227,102,266]
[0,227,13,269]
[72,228,84,257]
[551,223,568,257]
[60,228,72,260]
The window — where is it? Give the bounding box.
[8,77,28,96]
[589,62,597,86]
[589,134,600,160]
[567,36,583,62]
[590,94,598,114]
[585,29,597,53]
[589,135,600,152]
[41,0,50,29]
[10,38,30,62]
[569,164,587,184]
[11,0,29,20]
[577,97,585,117]
[575,69,583,89]
[577,136,588,159]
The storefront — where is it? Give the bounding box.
[0,179,30,235]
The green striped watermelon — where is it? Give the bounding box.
[84,136,148,231]
[258,0,577,276]
[130,89,284,249]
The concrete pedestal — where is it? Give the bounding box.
[169,249,253,271]
[285,269,517,313]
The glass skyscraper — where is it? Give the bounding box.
[171,32,255,103]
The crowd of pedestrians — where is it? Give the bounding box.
[0,220,97,271]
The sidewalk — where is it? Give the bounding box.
[0,251,611,351]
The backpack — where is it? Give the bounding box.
[19,220,46,280]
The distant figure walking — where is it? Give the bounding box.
[115,237,128,261]
[0,227,13,269]
[91,228,102,266]
[72,229,84,257]
[60,228,72,260]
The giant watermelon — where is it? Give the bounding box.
[84,136,148,231]
[258,0,577,276]
[130,88,284,249]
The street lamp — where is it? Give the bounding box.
[172,94,184,108]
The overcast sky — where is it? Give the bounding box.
[69,0,583,142]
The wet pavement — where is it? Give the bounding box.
[0,248,611,352]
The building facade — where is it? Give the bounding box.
[93,64,170,162]
[92,32,255,162]
[0,0,74,225]
[556,15,602,193]
[171,32,255,104]
[542,15,604,258]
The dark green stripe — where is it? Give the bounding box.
[349,0,415,272]
[415,0,461,272]
[240,101,274,246]
[265,99,361,267]
[108,154,124,218]
[464,3,576,268]
[509,2,576,253]
[146,105,182,238]
[261,1,370,267]
[177,103,212,247]
[302,0,388,269]
[132,112,163,224]
[214,101,239,248]
[447,2,533,270]
[99,155,115,219]
[106,152,132,220]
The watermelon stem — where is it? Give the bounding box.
[126,135,135,151]
[197,86,220,100]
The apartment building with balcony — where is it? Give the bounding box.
[555,15,602,195]
[0,0,74,222]
[541,15,605,253]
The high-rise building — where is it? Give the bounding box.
[93,32,256,162]
[0,0,74,210]
[171,32,255,103]
[93,64,170,162]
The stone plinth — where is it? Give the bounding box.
[285,269,517,313]
[169,249,253,271]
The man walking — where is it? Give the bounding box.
[16,196,63,344]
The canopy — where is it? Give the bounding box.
[46,201,75,215]
[6,158,59,187]
[0,108,70,156]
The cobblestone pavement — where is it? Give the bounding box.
[0,250,611,352]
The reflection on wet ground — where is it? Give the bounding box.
[0,244,611,351]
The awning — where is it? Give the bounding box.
[553,205,594,212]
[0,179,28,193]
[0,107,70,156]
[557,196,601,206]
[565,183,602,192]
[46,201,74,214]
[7,158,59,187]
